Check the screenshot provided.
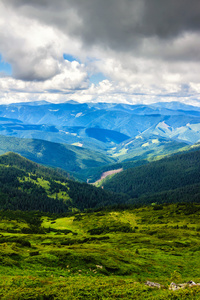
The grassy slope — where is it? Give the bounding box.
[0,204,200,299]
[111,135,189,162]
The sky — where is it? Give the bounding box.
[0,0,200,106]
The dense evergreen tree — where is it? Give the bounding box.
[102,149,200,206]
[0,152,128,212]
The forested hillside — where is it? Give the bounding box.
[101,148,200,206]
[0,152,128,212]
[0,135,115,174]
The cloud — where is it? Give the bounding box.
[0,60,89,93]
[0,0,200,105]
[9,0,200,53]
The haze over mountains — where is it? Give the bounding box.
[1,101,200,148]
[0,100,200,181]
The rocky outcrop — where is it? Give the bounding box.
[145,281,162,288]
[146,280,200,290]
[169,280,200,290]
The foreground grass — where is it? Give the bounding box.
[0,203,200,299]
[1,276,200,300]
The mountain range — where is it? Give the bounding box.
[1,145,200,213]
[1,100,200,178]
[0,99,200,212]
[1,101,200,150]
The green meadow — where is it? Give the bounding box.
[0,203,200,299]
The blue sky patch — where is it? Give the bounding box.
[0,54,12,75]
[63,53,80,63]
[89,72,107,84]
[63,54,106,84]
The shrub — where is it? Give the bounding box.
[29,251,40,256]
[15,238,31,247]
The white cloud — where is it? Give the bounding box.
[0,61,89,94]
[0,0,200,105]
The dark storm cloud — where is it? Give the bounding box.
[4,0,200,49]
[139,0,200,37]
[1,0,200,104]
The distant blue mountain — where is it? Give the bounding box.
[0,101,200,159]
[86,128,130,143]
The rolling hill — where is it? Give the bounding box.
[99,147,200,206]
[0,135,115,174]
[1,100,200,185]
[111,134,188,162]
[0,152,128,212]
[0,133,188,183]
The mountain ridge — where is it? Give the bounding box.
[1,101,200,149]
[0,135,115,174]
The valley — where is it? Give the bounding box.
[0,101,200,299]
[92,168,123,185]
[0,101,199,182]
[2,0,200,298]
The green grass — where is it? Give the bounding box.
[19,176,72,202]
[0,204,200,298]
[1,276,200,299]
[0,152,130,212]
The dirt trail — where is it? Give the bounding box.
[93,168,123,185]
